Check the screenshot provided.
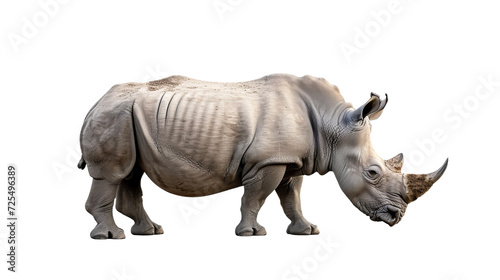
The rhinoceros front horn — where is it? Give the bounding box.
[404,159,449,202]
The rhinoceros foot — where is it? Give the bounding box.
[131,221,164,235]
[90,223,126,239]
[235,222,267,236]
[287,222,320,235]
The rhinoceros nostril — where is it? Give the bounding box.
[386,205,400,222]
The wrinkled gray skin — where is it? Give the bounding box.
[78,74,448,239]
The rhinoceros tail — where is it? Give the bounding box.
[77,156,86,170]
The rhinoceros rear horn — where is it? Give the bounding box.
[349,93,388,122]
[385,153,404,173]
[404,159,449,202]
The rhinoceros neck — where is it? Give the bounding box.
[314,103,351,175]
[296,78,350,176]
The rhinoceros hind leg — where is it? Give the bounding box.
[116,166,164,235]
[275,176,320,235]
[235,165,287,236]
[86,179,125,239]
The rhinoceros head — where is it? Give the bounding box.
[333,93,448,226]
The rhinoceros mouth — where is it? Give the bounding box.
[369,205,403,227]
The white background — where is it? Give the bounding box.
[1,0,499,279]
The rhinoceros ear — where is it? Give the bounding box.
[367,93,388,120]
[349,93,388,122]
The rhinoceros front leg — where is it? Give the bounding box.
[235,165,287,236]
[115,166,164,235]
[275,176,320,235]
[85,179,125,239]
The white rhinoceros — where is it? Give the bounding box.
[78,74,448,239]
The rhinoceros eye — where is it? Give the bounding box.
[365,166,382,180]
